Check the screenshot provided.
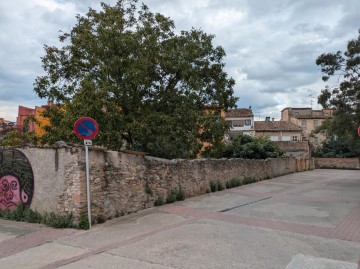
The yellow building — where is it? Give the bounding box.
[34,105,51,137]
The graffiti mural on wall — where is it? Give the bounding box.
[0,149,34,210]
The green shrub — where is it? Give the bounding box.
[176,186,185,201]
[96,215,106,224]
[226,178,242,189]
[78,214,90,230]
[203,134,284,159]
[217,180,225,191]
[243,177,256,185]
[0,205,78,229]
[210,180,225,192]
[42,212,74,228]
[210,181,218,192]
[154,196,165,206]
[145,182,153,196]
[166,189,178,204]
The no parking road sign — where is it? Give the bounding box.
[73,117,99,229]
[74,117,99,140]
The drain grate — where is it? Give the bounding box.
[219,196,272,212]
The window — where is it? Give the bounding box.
[270,136,279,141]
[232,120,244,127]
[313,120,319,128]
[245,119,252,126]
[282,136,291,141]
[292,136,298,141]
[301,120,307,128]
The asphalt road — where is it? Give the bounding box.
[0,169,359,269]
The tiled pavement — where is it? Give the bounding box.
[0,169,359,269]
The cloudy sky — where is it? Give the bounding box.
[0,0,359,121]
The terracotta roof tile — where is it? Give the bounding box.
[225,108,253,118]
[254,121,302,131]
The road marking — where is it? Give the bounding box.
[219,196,271,212]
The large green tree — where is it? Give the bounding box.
[34,0,237,159]
[315,29,360,154]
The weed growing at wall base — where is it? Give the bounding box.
[145,182,153,196]
[243,177,257,185]
[154,196,165,206]
[0,205,88,229]
[210,180,224,192]
[154,186,186,206]
[210,177,258,193]
[226,178,242,189]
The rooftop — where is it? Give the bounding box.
[225,108,253,118]
[254,121,302,132]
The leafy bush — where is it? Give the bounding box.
[166,189,178,204]
[210,181,219,192]
[217,180,225,191]
[145,183,153,196]
[154,196,165,206]
[0,205,81,229]
[210,180,224,192]
[203,134,283,159]
[78,214,90,230]
[0,130,38,147]
[312,136,360,158]
[226,178,242,189]
[243,177,256,185]
[176,186,185,201]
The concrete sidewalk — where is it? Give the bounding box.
[0,169,359,268]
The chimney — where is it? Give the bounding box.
[272,118,274,121]
[265,117,270,122]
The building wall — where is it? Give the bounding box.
[255,131,302,141]
[1,146,314,222]
[275,141,309,152]
[281,108,332,146]
[34,106,51,137]
[315,158,360,169]
[16,106,36,132]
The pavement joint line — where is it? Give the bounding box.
[101,252,180,269]
[219,196,272,212]
[0,228,78,259]
[38,218,196,269]
[161,204,360,243]
[228,188,359,203]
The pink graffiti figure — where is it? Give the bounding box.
[0,175,28,210]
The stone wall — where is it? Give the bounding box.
[315,158,360,170]
[1,146,314,222]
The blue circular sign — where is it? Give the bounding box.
[74,117,99,140]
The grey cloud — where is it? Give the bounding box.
[1,0,359,121]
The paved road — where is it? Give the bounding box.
[0,169,359,269]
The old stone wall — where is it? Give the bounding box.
[1,146,313,222]
[315,158,360,170]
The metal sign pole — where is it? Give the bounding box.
[84,139,92,229]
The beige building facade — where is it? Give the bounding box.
[281,108,334,147]
[254,121,302,142]
[225,108,255,139]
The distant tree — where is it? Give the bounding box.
[0,130,38,147]
[34,0,237,159]
[315,29,360,154]
[312,134,360,158]
[202,134,283,159]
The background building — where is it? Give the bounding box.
[281,107,334,147]
[225,108,255,139]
